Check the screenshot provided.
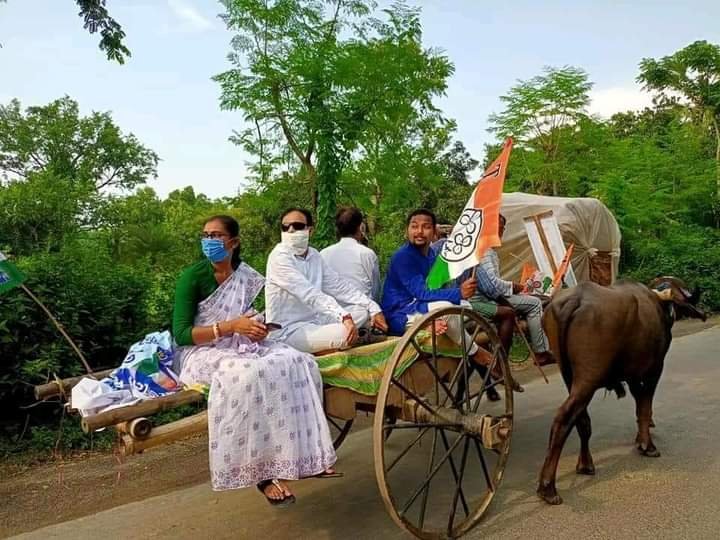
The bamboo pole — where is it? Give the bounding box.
[120,412,208,456]
[34,368,115,401]
[20,284,93,375]
[81,389,204,433]
[514,321,549,384]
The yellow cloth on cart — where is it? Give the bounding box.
[315,333,462,396]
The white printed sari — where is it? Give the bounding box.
[175,263,336,490]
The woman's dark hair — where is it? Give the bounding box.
[204,214,241,268]
[406,208,437,227]
[335,206,364,239]
[280,207,314,227]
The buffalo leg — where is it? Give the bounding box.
[628,376,660,457]
[575,408,595,475]
[537,391,593,505]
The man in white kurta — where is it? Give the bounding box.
[320,207,382,302]
[265,208,386,353]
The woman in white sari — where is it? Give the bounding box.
[173,215,337,506]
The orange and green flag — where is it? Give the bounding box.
[427,138,513,289]
[0,252,25,295]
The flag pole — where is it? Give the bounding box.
[19,284,94,376]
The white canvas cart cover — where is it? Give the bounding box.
[497,192,621,284]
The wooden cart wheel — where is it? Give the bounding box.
[327,415,354,450]
[373,306,514,539]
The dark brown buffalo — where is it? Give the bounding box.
[536,276,706,505]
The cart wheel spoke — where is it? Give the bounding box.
[448,435,472,535]
[386,426,433,473]
[439,428,470,518]
[390,377,446,422]
[374,306,513,539]
[414,346,463,409]
[459,310,472,412]
[418,428,439,529]
[399,433,465,517]
[472,436,495,492]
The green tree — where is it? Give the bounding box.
[75,0,130,63]
[0,97,158,191]
[441,140,479,185]
[214,0,453,245]
[488,66,593,195]
[0,171,95,255]
[638,40,720,221]
[0,1,130,63]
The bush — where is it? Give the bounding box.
[0,239,154,431]
[621,224,720,312]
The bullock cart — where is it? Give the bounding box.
[35,307,514,540]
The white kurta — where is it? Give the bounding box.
[320,237,382,302]
[265,244,381,342]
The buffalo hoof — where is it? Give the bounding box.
[576,462,596,475]
[638,445,661,458]
[537,485,563,505]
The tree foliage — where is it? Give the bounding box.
[0,1,130,63]
[488,66,593,195]
[0,97,158,191]
[214,0,454,245]
[638,40,720,219]
[75,0,130,63]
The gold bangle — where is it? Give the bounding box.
[212,322,221,340]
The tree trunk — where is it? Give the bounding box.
[314,136,340,248]
[713,116,720,227]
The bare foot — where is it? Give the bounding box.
[424,319,448,335]
[262,479,293,501]
[534,351,556,366]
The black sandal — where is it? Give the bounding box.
[313,470,344,479]
[257,479,296,507]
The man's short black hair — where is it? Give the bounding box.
[280,207,314,227]
[335,206,364,238]
[406,208,437,227]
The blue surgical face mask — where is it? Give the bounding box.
[201,238,229,263]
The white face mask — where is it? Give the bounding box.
[281,230,310,256]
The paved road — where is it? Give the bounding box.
[12,326,720,540]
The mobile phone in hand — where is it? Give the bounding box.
[265,322,282,331]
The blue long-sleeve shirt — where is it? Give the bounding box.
[381,242,463,335]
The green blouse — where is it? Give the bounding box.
[172,259,218,346]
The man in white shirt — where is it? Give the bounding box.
[320,207,381,302]
[265,208,388,354]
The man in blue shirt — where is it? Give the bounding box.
[382,209,521,391]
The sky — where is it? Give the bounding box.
[1,0,719,198]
